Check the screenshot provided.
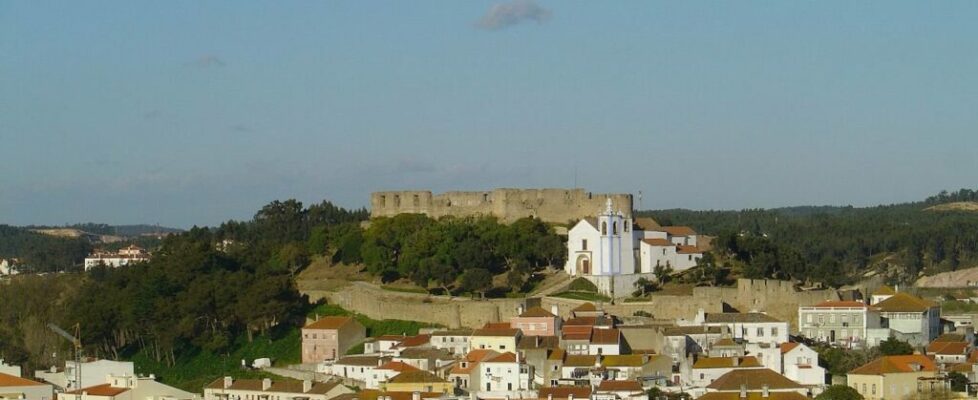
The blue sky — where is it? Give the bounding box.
[2,1,977,227]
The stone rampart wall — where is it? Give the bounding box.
[370,188,633,224]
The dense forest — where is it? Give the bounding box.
[0,199,368,376]
[640,188,978,287]
[0,225,93,272]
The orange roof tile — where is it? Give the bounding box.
[590,328,620,345]
[657,226,696,236]
[705,369,803,391]
[485,352,518,363]
[304,316,354,330]
[812,301,868,308]
[377,361,420,373]
[393,334,430,348]
[518,307,557,318]
[849,355,937,375]
[693,356,761,369]
[780,342,801,355]
[0,373,46,387]
[65,384,130,396]
[596,380,643,392]
[641,239,672,246]
[875,293,939,313]
[677,245,703,254]
[697,393,807,400]
[927,341,968,355]
[538,386,592,400]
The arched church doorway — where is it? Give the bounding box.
[576,255,590,275]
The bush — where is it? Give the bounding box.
[568,277,598,292]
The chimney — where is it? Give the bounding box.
[732,357,740,367]
[518,305,525,315]
[223,376,233,389]
[536,336,541,347]
[547,395,553,400]
[301,380,312,393]
[378,358,385,367]
[739,384,747,399]
[412,392,421,400]
[762,384,769,398]
[262,378,272,391]
[551,305,559,317]
[568,395,574,400]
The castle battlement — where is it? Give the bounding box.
[370,188,633,224]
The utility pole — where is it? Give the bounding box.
[48,323,82,400]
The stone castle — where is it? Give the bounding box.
[369,188,633,224]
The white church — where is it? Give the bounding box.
[563,199,705,297]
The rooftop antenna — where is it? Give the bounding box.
[638,191,643,211]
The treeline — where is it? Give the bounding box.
[309,214,565,294]
[0,199,367,372]
[0,225,92,272]
[641,187,978,287]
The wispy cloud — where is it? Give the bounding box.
[191,55,226,68]
[476,0,551,31]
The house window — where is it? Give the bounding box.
[582,239,588,250]
[500,345,506,350]
[872,384,876,395]
[772,327,778,336]
[756,328,763,336]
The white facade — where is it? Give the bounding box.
[798,302,882,348]
[565,200,638,277]
[0,360,22,377]
[781,343,825,386]
[639,240,702,274]
[693,311,789,347]
[36,360,134,391]
[430,331,471,355]
[324,356,384,383]
[83,247,149,271]
[477,354,533,395]
[0,259,19,276]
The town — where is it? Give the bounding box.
[4,188,978,400]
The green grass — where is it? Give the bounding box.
[552,291,611,302]
[133,304,438,393]
[308,303,440,337]
[623,297,649,303]
[567,277,599,292]
[132,328,301,393]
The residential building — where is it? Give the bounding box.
[661,326,726,363]
[448,350,497,390]
[325,356,388,383]
[204,377,352,400]
[364,335,407,355]
[0,360,21,378]
[689,356,763,387]
[699,369,808,400]
[797,301,883,348]
[874,292,941,346]
[36,360,134,391]
[0,372,53,400]
[511,306,562,337]
[379,371,454,394]
[392,348,454,372]
[707,338,745,358]
[301,316,366,363]
[697,311,789,346]
[589,328,622,356]
[470,325,521,353]
[83,246,150,270]
[537,386,592,400]
[560,326,592,355]
[429,330,472,355]
[367,362,420,390]
[560,355,601,387]
[778,343,825,387]
[476,352,533,395]
[599,355,671,382]
[847,355,942,400]
[638,238,703,274]
[58,375,198,400]
[593,380,646,400]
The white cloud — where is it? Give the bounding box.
[477,0,551,31]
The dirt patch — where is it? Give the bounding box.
[925,202,978,212]
[296,257,370,292]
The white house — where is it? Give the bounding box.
[204,377,351,400]
[36,360,134,391]
[428,330,472,355]
[83,246,150,271]
[366,361,420,390]
[696,312,789,346]
[325,355,387,383]
[875,292,941,346]
[475,353,533,397]
[688,356,764,387]
[638,240,703,274]
[0,371,52,400]
[0,259,19,276]
[780,343,826,387]
[58,375,198,400]
[798,301,884,348]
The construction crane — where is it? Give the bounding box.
[48,323,82,400]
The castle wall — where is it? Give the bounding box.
[370,188,633,224]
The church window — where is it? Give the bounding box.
[613,222,618,235]
[582,239,588,250]
[601,222,607,235]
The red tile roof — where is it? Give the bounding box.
[538,386,592,400]
[0,372,47,387]
[677,245,703,254]
[657,226,696,236]
[590,328,620,345]
[393,334,430,348]
[376,361,420,373]
[485,352,518,363]
[596,380,643,392]
[849,355,937,375]
[780,342,801,355]
[641,239,672,246]
[65,384,130,396]
[875,293,939,313]
[518,307,557,318]
[927,341,968,355]
[304,316,355,330]
[812,301,869,308]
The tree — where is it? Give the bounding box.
[633,277,656,297]
[815,385,863,400]
[947,371,968,392]
[459,268,493,297]
[878,337,914,356]
[653,263,674,285]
